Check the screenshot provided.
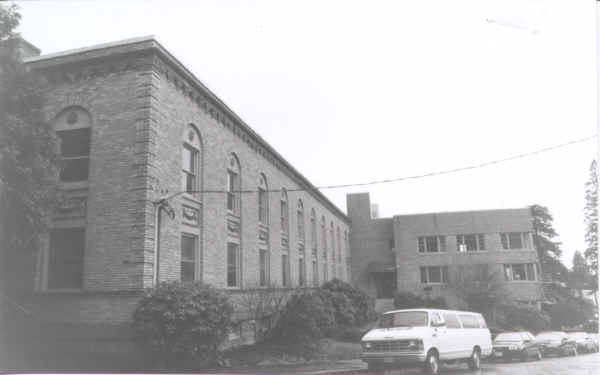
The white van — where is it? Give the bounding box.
[361,309,493,374]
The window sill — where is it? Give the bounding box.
[505,280,540,283]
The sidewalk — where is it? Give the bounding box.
[200,359,366,374]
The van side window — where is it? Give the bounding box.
[430,312,443,326]
[442,313,461,328]
[477,314,488,328]
[459,314,480,328]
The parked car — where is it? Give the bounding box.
[492,331,542,361]
[535,331,577,357]
[360,309,492,374]
[567,332,599,353]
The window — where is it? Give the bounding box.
[280,189,289,235]
[298,257,305,286]
[442,313,461,328]
[419,266,449,284]
[282,254,289,287]
[297,200,305,242]
[418,236,446,253]
[310,209,317,254]
[48,227,85,289]
[312,259,319,286]
[456,234,486,252]
[430,312,443,326]
[459,314,481,329]
[258,174,268,224]
[323,260,328,281]
[259,249,268,286]
[473,263,489,281]
[500,232,531,250]
[504,263,538,281]
[181,234,196,283]
[227,242,239,287]
[227,155,240,214]
[330,222,335,262]
[182,125,202,195]
[337,227,341,262]
[54,107,92,183]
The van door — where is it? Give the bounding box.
[430,312,450,360]
[441,312,463,360]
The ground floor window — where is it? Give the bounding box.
[181,234,197,283]
[227,242,239,287]
[48,227,85,289]
[323,262,328,281]
[419,266,449,284]
[312,259,318,286]
[281,254,289,287]
[298,257,305,286]
[504,263,537,281]
[259,249,268,286]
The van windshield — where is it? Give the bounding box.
[378,311,429,328]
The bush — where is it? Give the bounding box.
[270,290,336,353]
[497,303,550,334]
[321,288,356,327]
[321,279,376,324]
[335,326,369,342]
[133,281,233,366]
[393,292,448,310]
[545,302,588,330]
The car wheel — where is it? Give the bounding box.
[467,348,481,371]
[424,351,440,375]
[535,349,542,361]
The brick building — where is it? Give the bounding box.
[9,36,351,355]
[347,193,544,312]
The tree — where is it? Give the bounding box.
[530,204,568,283]
[584,160,598,277]
[569,251,593,301]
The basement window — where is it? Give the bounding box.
[47,227,85,289]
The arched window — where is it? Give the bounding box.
[310,209,317,253]
[280,189,289,236]
[297,200,305,243]
[54,106,92,182]
[182,124,202,195]
[258,174,268,224]
[227,154,241,214]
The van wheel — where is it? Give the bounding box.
[467,348,481,370]
[424,351,440,375]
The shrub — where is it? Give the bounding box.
[270,290,336,353]
[497,303,550,334]
[133,281,233,366]
[321,279,376,324]
[393,292,448,310]
[320,288,356,327]
[335,326,369,342]
[545,302,588,330]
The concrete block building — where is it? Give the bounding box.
[11,36,350,352]
[347,193,544,312]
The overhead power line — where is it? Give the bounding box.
[163,134,597,201]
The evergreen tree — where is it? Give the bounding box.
[584,160,598,276]
[569,251,592,300]
[530,204,568,283]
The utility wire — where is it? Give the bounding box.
[162,134,597,202]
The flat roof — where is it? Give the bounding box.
[25,36,349,222]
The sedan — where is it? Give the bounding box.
[567,332,599,353]
[535,331,577,357]
[492,331,542,361]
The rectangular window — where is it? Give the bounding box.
[298,258,305,286]
[259,249,268,286]
[418,236,446,253]
[323,262,328,281]
[57,128,91,182]
[282,254,289,287]
[474,264,488,281]
[501,232,530,250]
[420,266,449,284]
[181,234,196,283]
[280,202,288,234]
[312,260,319,286]
[48,227,85,289]
[297,212,305,240]
[504,263,537,281]
[456,234,485,251]
[459,314,481,329]
[227,243,238,287]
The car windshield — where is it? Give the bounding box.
[378,311,429,328]
[495,333,523,341]
[537,332,563,340]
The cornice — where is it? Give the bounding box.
[25,36,349,223]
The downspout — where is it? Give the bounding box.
[153,201,162,287]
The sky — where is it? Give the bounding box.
[13,0,598,268]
